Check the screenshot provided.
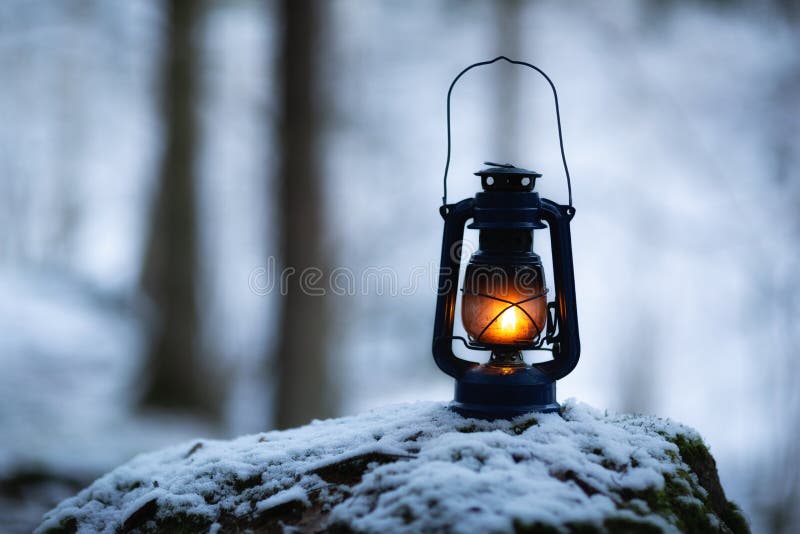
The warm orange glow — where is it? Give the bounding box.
[461,263,547,345]
[499,306,519,333]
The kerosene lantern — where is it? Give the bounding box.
[432,57,580,418]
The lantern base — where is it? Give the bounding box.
[451,363,559,419]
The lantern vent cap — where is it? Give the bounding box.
[475,162,541,192]
[474,162,542,178]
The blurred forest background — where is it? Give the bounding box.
[0,0,798,532]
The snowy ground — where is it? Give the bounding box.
[0,270,212,533]
[37,400,746,533]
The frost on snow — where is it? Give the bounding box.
[37,401,748,533]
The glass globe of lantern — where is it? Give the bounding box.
[461,262,547,346]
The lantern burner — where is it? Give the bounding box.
[489,350,526,367]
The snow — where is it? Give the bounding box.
[0,269,213,532]
[255,485,309,512]
[38,400,707,533]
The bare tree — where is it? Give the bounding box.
[757,7,800,529]
[139,0,220,419]
[494,0,524,160]
[272,0,335,429]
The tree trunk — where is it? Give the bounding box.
[759,11,800,529]
[494,0,523,160]
[139,0,219,419]
[273,0,334,429]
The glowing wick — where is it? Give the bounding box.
[499,306,518,333]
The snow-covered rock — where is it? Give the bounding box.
[37,401,748,533]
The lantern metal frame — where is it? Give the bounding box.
[431,57,581,418]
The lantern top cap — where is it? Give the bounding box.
[474,162,542,178]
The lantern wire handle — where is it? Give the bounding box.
[443,56,573,208]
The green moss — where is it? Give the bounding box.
[510,418,539,435]
[513,518,664,533]
[721,502,750,534]
[618,472,714,531]
[602,517,664,533]
[601,433,750,533]
[669,434,750,534]
[142,512,210,534]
